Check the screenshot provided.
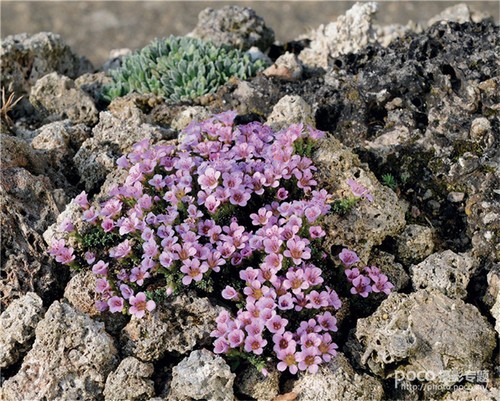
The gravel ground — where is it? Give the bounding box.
[1,1,499,67]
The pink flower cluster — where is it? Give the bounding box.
[339,248,394,296]
[50,110,392,373]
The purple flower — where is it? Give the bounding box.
[222,285,240,301]
[265,314,288,334]
[276,349,298,374]
[244,335,267,355]
[96,278,110,293]
[92,260,108,276]
[180,259,208,285]
[129,292,156,318]
[347,179,374,202]
[339,248,360,267]
[227,329,245,348]
[130,266,150,286]
[213,337,229,354]
[316,312,338,332]
[58,218,75,233]
[107,296,124,313]
[74,191,89,209]
[284,237,311,265]
[318,333,338,362]
[371,274,394,295]
[296,347,322,374]
[351,275,372,298]
[120,284,134,299]
[55,247,75,265]
[84,251,96,265]
[109,240,132,259]
[198,167,221,191]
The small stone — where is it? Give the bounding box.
[469,117,491,141]
[395,224,435,266]
[103,48,132,72]
[441,384,500,401]
[171,106,211,132]
[299,2,378,68]
[291,353,384,401]
[427,4,473,26]
[264,52,303,81]
[447,191,465,203]
[168,349,235,401]
[236,364,280,401]
[410,250,477,299]
[190,5,275,51]
[0,292,45,369]
[29,72,98,125]
[104,357,155,401]
[266,95,314,130]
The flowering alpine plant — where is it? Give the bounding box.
[49,111,393,374]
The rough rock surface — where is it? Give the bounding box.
[0,32,93,116]
[168,349,235,401]
[30,72,99,125]
[74,110,173,192]
[314,136,407,261]
[32,120,91,154]
[121,293,223,361]
[291,353,384,401]
[235,365,280,401]
[0,292,45,369]
[103,357,155,401]
[0,301,119,401]
[369,249,410,292]
[299,2,378,69]
[266,95,314,129]
[190,5,275,51]
[410,250,477,299]
[395,224,435,266]
[63,271,99,317]
[264,52,303,81]
[441,385,500,401]
[353,290,496,385]
[0,166,68,308]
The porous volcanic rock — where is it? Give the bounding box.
[103,357,155,401]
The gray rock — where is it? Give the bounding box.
[104,357,155,401]
[190,5,274,51]
[168,349,235,401]
[63,271,100,317]
[1,167,68,308]
[314,136,407,262]
[486,267,500,335]
[410,250,477,299]
[395,224,435,266]
[0,292,45,368]
[427,3,489,26]
[354,290,496,386]
[264,52,303,81]
[0,301,119,401]
[0,32,93,115]
[121,293,223,361]
[102,48,133,72]
[29,72,98,125]
[74,111,173,192]
[235,365,280,401]
[299,2,378,69]
[266,95,314,130]
[441,385,500,401]
[31,120,90,159]
[291,353,384,401]
[75,71,113,106]
[171,106,211,132]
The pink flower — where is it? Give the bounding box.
[129,292,156,318]
[316,312,338,332]
[265,314,288,334]
[351,275,372,297]
[107,296,124,313]
[228,329,245,348]
[48,239,66,256]
[296,348,322,374]
[74,191,89,209]
[82,207,98,223]
[109,240,132,259]
[213,337,229,354]
[284,237,311,265]
[101,218,115,232]
[339,248,360,267]
[55,247,75,265]
[96,278,110,293]
[305,290,329,309]
[198,167,221,191]
[318,333,338,362]
[371,274,394,295]
[92,260,108,275]
[309,225,326,239]
[244,335,267,355]
[120,284,134,299]
[130,266,150,286]
[58,218,74,233]
[84,251,96,265]
[347,179,374,202]
[222,286,240,301]
[180,259,208,285]
[276,349,298,374]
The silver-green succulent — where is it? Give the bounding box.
[103,35,268,103]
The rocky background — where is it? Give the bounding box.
[0,3,499,401]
